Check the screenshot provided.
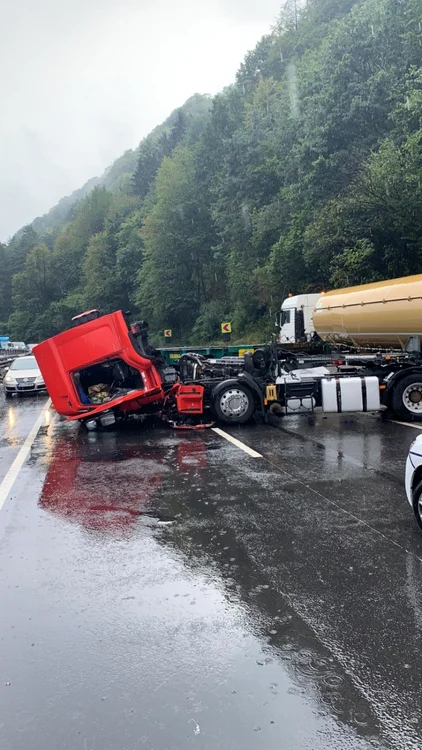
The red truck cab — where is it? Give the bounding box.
[33,310,168,422]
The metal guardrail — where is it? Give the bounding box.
[0,358,13,381]
[0,348,28,358]
[0,352,28,380]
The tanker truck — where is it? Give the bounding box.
[276,274,422,421]
[30,275,422,428]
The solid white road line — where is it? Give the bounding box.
[0,398,51,511]
[212,427,262,458]
[388,420,422,430]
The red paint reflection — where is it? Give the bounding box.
[177,440,207,472]
[39,433,207,535]
[39,434,163,535]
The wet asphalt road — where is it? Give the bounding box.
[1,389,422,750]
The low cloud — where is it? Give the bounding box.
[0,0,281,241]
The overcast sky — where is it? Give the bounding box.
[0,0,282,242]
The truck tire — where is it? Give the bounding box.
[412,481,422,531]
[391,374,422,422]
[213,384,255,424]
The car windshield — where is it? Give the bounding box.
[9,357,38,371]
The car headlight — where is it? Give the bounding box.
[35,375,44,384]
[5,375,16,383]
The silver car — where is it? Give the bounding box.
[3,356,46,397]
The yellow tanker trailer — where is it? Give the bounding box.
[313,274,422,349]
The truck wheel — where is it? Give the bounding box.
[412,481,422,531]
[391,375,422,421]
[213,384,255,424]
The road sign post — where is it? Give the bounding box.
[220,321,232,344]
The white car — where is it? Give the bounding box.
[405,434,422,530]
[3,356,46,398]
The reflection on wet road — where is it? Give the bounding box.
[0,389,421,749]
[0,393,49,482]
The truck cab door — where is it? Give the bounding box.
[279,308,296,344]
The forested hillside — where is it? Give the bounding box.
[2,0,421,345]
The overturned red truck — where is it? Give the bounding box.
[33,309,267,430]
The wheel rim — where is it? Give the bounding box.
[219,388,250,419]
[402,383,422,414]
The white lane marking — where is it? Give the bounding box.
[212,427,262,458]
[0,398,51,511]
[388,420,422,430]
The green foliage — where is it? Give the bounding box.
[4,0,422,343]
[190,301,230,344]
[7,226,40,276]
[82,232,119,312]
[0,243,12,323]
[137,146,216,339]
[9,245,58,340]
[329,239,381,288]
[52,186,113,295]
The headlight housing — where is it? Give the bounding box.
[35,375,44,384]
[5,374,16,383]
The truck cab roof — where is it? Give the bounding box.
[281,293,321,309]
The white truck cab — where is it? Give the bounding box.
[279,294,320,344]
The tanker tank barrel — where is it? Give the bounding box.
[312,273,422,350]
